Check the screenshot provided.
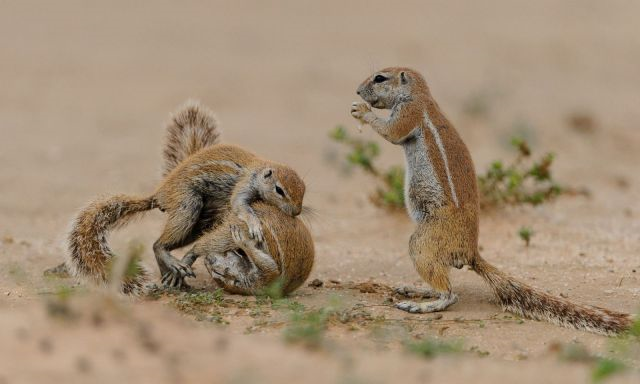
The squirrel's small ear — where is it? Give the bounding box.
[263,169,273,179]
[400,71,408,84]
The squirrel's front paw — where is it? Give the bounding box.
[230,224,258,248]
[237,214,264,243]
[350,101,372,122]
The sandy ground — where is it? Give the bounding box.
[1,1,639,383]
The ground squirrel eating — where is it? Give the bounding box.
[351,67,632,335]
[181,201,314,295]
[67,101,306,293]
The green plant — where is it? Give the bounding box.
[283,308,331,349]
[173,289,225,318]
[405,338,463,359]
[330,126,405,210]
[591,358,627,382]
[330,126,571,211]
[258,277,286,300]
[553,316,640,383]
[478,137,564,208]
[106,240,146,284]
[518,227,534,247]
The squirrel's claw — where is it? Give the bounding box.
[160,259,195,289]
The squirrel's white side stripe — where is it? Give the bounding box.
[265,222,285,274]
[424,113,459,208]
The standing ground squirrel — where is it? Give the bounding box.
[181,201,314,295]
[67,101,306,293]
[351,67,632,335]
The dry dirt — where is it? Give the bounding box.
[1,1,639,383]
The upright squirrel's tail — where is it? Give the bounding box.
[67,195,156,294]
[163,99,220,175]
[472,254,632,335]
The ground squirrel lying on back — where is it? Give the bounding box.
[67,101,306,293]
[351,67,632,335]
[181,201,314,295]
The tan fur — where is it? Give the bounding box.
[188,202,315,295]
[68,102,306,293]
[67,195,155,294]
[352,67,632,335]
[163,99,220,176]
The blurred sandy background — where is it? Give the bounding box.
[1,1,639,383]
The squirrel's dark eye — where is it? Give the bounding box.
[373,75,387,83]
[275,186,285,197]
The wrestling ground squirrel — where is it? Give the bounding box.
[67,101,306,293]
[181,201,315,295]
[351,67,632,335]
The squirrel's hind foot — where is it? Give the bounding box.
[159,258,196,289]
[393,286,439,299]
[395,292,458,313]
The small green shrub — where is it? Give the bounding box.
[330,126,571,211]
[330,126,405,210]
[478,138,563,208]
[518,227,534,247]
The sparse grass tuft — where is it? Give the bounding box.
[553,316,640,382]
[518,227,534,247]
[405,338,463,359]
[556,342,594,363]
[106,239,147,285]
[258,278,286,300]
[283,308,331,349]
[123,241,146,280]
[172,289,227,324]
[45,284,81,321]
[591,358,627,383]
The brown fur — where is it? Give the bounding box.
[353,67,632,335]
[163,99,220,176]
[67,195,155,294]
[67,102,306,293]
[188,202,315,295]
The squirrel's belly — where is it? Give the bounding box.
[402,129,445,222]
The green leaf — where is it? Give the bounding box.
[591,358,626,382]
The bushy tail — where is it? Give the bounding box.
[163,99,220,175]
[67,195,155,294]
[472,255,632,335]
